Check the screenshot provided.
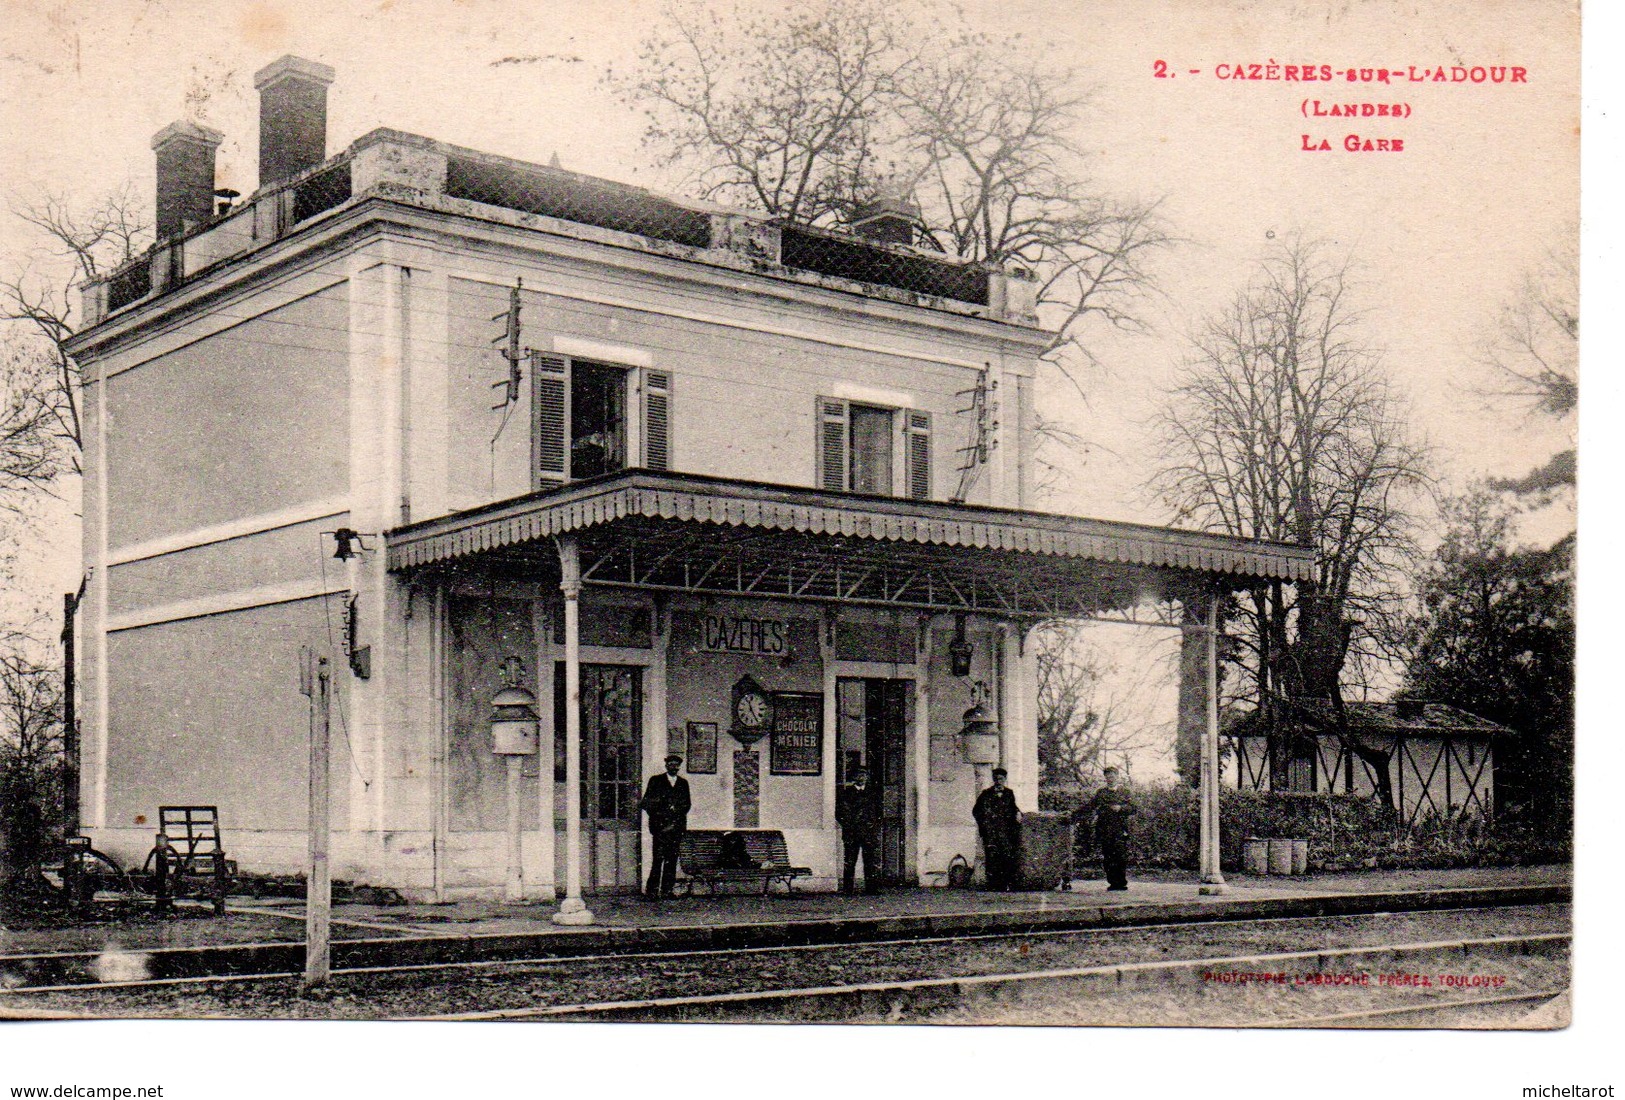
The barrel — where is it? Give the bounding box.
[1243,838,1269,875]
[1267,838,1294,876]
[1291,838,1309,875]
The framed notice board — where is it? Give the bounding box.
[685,721,718,774]
[769,692,823,776]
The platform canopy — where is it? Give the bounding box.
[385,470,1315,619]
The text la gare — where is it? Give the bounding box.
[1302,133,1404,152]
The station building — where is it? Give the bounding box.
[67,57,1312,908]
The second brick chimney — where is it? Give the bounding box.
[152,121,224,240]
[254,55,336,187]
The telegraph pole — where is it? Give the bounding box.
[61,586,83,837]
[302,650,333,990]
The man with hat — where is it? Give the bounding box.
[973,767,1022,891]
[641,752,691,899]
[1090,766,1136,891]
[836,765,883,895]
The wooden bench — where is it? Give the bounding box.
[675,830,811,896]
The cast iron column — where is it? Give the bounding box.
[552,535,594,925]
[1199,592,1228,895]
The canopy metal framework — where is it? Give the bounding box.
[386,469,1315,920]
[387,469,1314,618]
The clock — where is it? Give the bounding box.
[730,675,773,745]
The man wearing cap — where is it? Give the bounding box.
[1090,766,1136,891]
[973,767,1022,891]
[641,753,691,899]
[836,765,883,895]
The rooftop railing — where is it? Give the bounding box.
[83,130,1032,328]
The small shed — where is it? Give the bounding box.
[1224,698,1512,825]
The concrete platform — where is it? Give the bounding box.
[239,864,1572,940]
[0,865,1570,989]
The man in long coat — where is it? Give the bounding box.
[973,767,1022,891]
[641,752,691,899]
[1090,765,1137,891]
[835,766,883,895]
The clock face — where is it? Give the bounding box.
[736,693,768,727]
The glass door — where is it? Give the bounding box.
[558,663,644,893]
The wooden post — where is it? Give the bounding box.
[305,653,333,989]
[552,536,594,925]
[61,589,81,838]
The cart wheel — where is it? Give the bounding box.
[65,846,133,904]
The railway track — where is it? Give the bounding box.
[1264,989,1565,1028]
[0,905,1556,995]
[0,905,1569,1023]
[0,883,1569,992]
[406,932,1568,1023]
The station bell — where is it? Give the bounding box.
[958,701,1000,766]
[490,685,540,755]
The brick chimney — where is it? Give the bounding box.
[849,184,921,247]
[152,121,224,240]
[254,55,336,187]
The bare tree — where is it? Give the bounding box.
[0,189,141,874]
[1476,237,1577,502]
[615,0,1169,396]
[1479,239,1577,419]
[1151,236,1429,796]
[1,184,149,476]
[0,630,63,885]
[0,334,63,512]
[1035,621,1164,790]
[616,0,911,225]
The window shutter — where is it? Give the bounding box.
[816,397,850,491]
[904,409,932,500]
[532,353,570,484]
[642,368,672,471]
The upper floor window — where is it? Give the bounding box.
[816,396,932,499]
[848,404,894,495]
[570,361,628,479]
[533,354,672,486]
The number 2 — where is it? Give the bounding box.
[1153,59,1169,78]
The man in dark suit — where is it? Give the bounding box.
[836,766,882,895]
[1090,765,1137,891]
[641,752,691,899]
[974,767,1022,891]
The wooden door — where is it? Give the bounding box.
[866,680,909,884]
[838,677,910,885]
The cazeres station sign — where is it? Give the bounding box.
[698,614,791,656]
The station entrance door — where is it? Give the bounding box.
[556,663,644,894]
[836,678,910,885]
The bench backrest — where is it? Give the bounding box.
[678,829,793,873]
[678,831,726,875]
[739,831,792,868]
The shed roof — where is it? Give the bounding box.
[1227,698,1516,740]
